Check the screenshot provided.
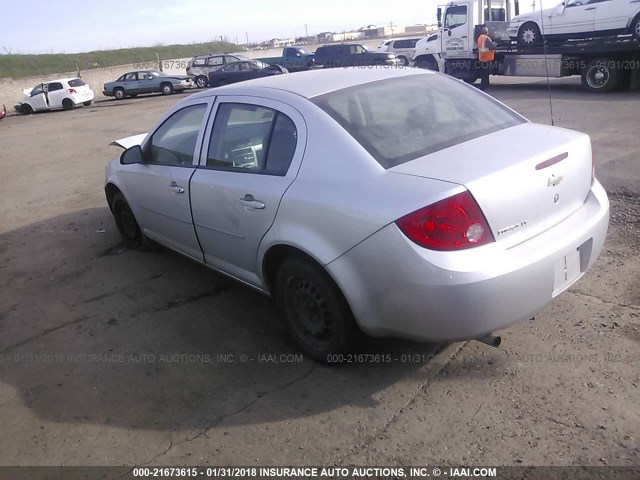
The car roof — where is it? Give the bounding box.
[41,78,79,83]
[187,67,430,100]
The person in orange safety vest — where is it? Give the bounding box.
[477,27,497,90]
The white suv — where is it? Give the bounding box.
[508,0,640,46]
[17,78,95,114]
[376,37,423,65]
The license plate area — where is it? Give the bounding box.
[552,238,593,297]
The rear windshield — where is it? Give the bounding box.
[311,73,525,168]
[68,79,86,87]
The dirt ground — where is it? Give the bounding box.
[0,76,638,469]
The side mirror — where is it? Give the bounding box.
[120,145,144,165]
[437,7,442,23]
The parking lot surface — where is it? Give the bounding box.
[0,77,638,467]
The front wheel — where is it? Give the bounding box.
[517,22,542,47]
[581,58,621,93]
[112,192,145,250]
[397,55,409,66]
[62,98,75,110]
[275,257,358,362]
[161,83,174,95]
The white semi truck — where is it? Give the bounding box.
[412,0,640,92]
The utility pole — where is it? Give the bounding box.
[305,24,309,38]
[531,0,536,10]
[389,21,395,36]
[246,32,249,45]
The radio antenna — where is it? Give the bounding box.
[537,0,555,126]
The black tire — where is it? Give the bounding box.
[82,100,93,106]
[112,192,145,250]
[114,88,126,100]
[397,55,409,66]
[161,83,174,95]
[195,75,208,88]
[275,257,358,362]
[215,79,229,87]
[631,14,640,39]
[517,22,542,47]
[129,94,138,98]
[62,98,75,111]
[581,58,621,93]
[21,104,34,115]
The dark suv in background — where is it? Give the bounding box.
[313,44,400,68]
[186,53,250,88]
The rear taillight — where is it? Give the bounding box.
[68,88,77,93]
[396,191,494,251]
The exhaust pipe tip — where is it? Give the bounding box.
[475,334,502,348]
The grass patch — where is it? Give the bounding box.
[0,41,239,79]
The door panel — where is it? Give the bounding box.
[594,0,634,32]
[443,5,471,59]
[121,102,212,260]
[190,97,306,287]
[548,2,596,35]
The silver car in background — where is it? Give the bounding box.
[105,68,609,361]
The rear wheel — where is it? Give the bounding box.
[82,100,93,106]
[62,98,75,110]
[215,79,229,87]
[517,22,542,47]
[161,83,174,95]
[275,257,358,362]
[581,58,621,93]
[114,88,125,100]
[631,15,640,39]
[397,55,409,66]
[195,75,208,88]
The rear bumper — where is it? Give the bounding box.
[327,180,609,342]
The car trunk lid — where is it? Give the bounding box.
[390,123,593,248]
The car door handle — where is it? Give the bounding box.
[461,35,468,39]
[169,181,185,194]
[240,194,265,209]
[585,6,596,9]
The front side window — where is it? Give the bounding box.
[207,103,297,175]
[192,58,206,67]
[312,74,525,169]
[445,6,467,29]
[146,104,207,166]
[31,84,44,96]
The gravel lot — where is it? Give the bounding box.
[0,75,638,468]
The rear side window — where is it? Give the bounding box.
[312,74,525,169]
[315,48,327,58]
[394,39,418,49]
[47,82,63,92]
[68,79,86,87]
[146,104,207,166]
[207,103,297,175]
[207,57,224,66]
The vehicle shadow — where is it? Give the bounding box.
[0,207,444,432]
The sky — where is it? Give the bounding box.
[0,0,539,55]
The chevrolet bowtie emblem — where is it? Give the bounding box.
[548,174,563,187]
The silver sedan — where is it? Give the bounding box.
[105,67,609,361]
